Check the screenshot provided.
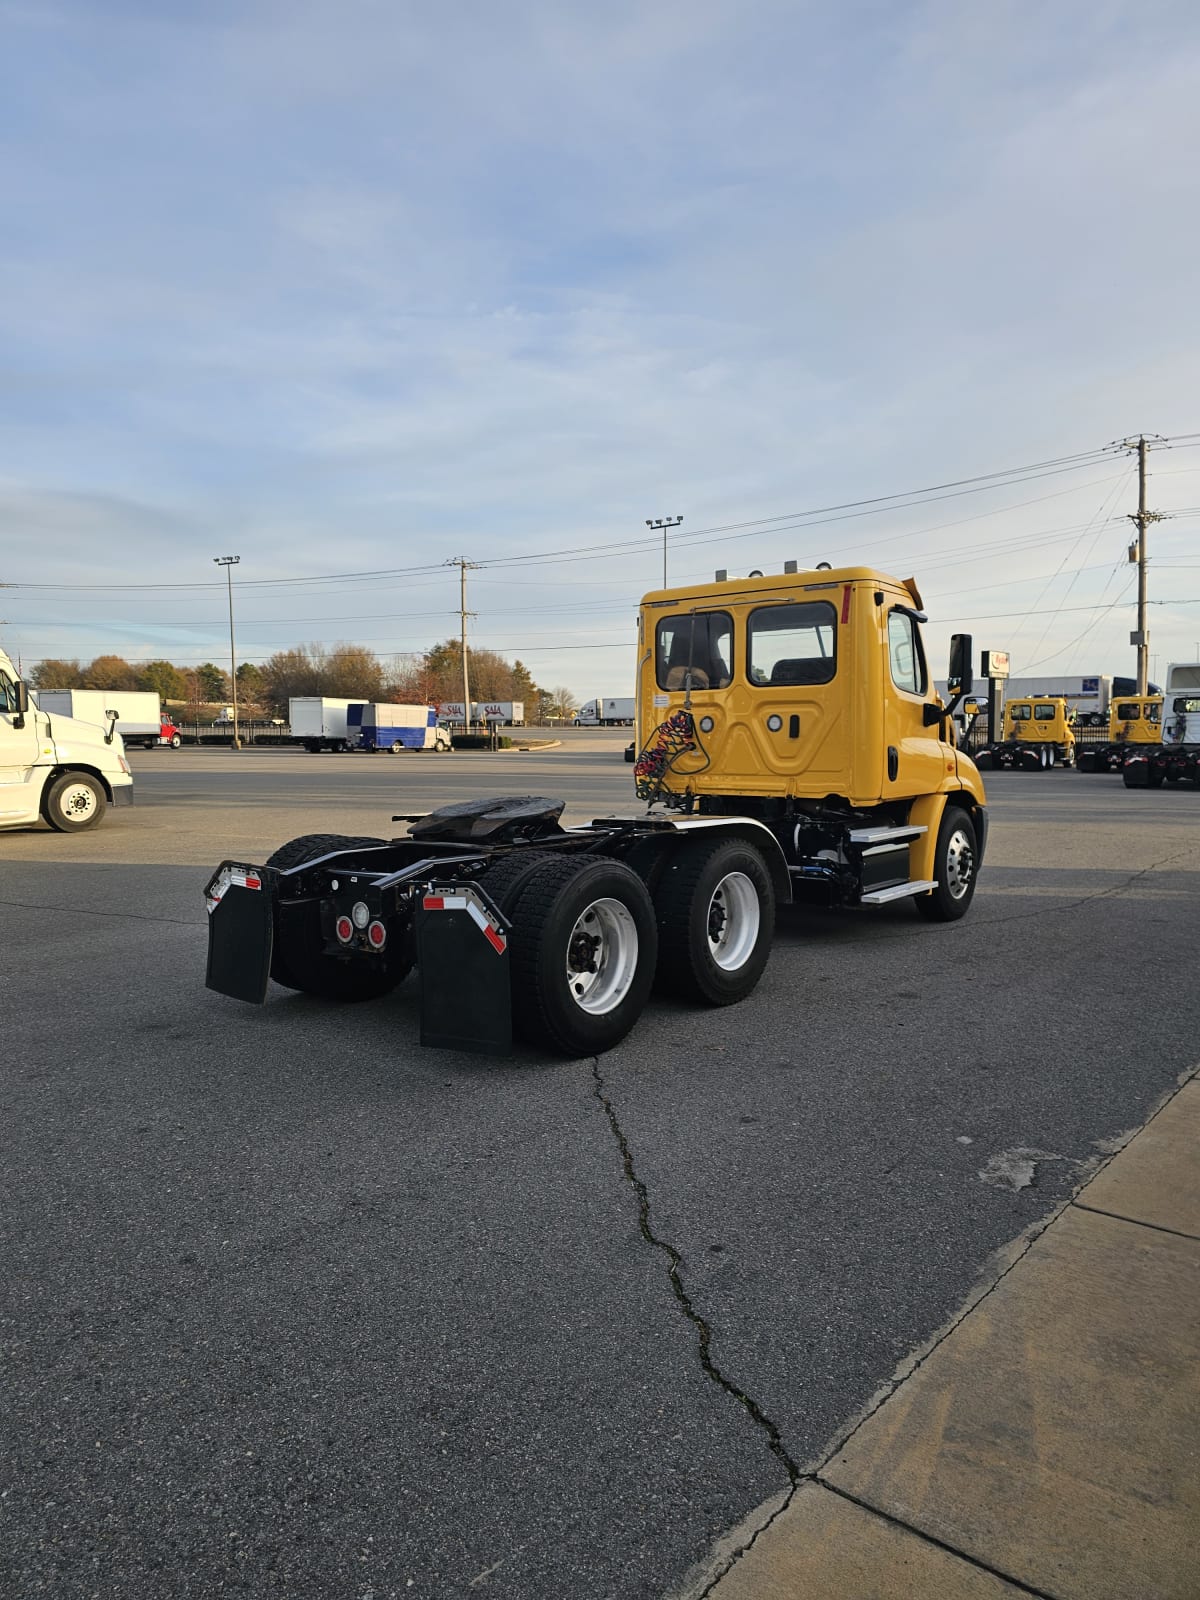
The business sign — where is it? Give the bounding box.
[981,650,1010,680]
[1081,677,1100,697]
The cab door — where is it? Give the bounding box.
[0,666,41,824]
[881,607,954,798]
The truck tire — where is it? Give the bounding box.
[503,856,657,1056]
[43,771,107,832]
[390,742,405,754]
[916,806,978,922]
[653,837,775,1005]
[266,834,407,1001]
[169,734,182,748]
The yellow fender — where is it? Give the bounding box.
[907,792,948,885]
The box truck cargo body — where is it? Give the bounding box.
[289,698,366,752]
[35,689,180,748]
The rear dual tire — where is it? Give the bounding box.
[481,854,657,1057]
[653,838,775,1005]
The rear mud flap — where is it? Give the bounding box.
[205,863,275,1004]
[417,884,512,1055]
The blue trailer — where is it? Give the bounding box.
[349,703,452,752]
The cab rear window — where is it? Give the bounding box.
[655,611,733,692]
[747,601,836,686]
[1009,704,1031,721]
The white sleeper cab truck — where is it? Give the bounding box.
[0,650,134,831]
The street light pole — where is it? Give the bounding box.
[213,555,241,749]
[646,516,683,588]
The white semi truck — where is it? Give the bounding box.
[1,650,134,830]
[35,689,181,749]
[575,697,636,725]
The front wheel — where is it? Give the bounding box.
[653,838,775,1005]
[916,806,978,922]
[505,857,657,1055]
[43,771,107,832]
[169,733,182,749]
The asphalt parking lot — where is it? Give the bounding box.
[3,741,1197,1599]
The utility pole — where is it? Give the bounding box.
[213,555,241,749]
[646,515,683,587]
[1124,436,1163,695]
[447,558,477,729]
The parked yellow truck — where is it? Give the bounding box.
[1077,695,1162,774]
[975,694,1076,770]
[205,563,986,1056]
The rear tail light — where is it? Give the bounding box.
[335,915,354,944]
[367,920,387,949]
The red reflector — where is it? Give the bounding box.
[335,916,353,943]
[367,920,386,949]
[841,585,851,624]
[422,895,445,910]
[483,924,506,955]
[244,876,261,890]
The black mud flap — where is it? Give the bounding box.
[205,862,275,1004]
[416,883,512,1055]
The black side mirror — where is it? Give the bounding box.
[947,634,973,696]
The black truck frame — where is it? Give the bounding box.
[204,791,981,1058]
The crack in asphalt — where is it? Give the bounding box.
[0,895,200,926]
[589,1059,799,1486]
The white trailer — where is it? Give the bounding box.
[475,701,525,725]
[289,697,366,752]
[35,689,181,749]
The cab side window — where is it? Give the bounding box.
[886,610,926,696]
[1034,703,1057,721]
[0,671,18,713]
[1010,704,1031,721]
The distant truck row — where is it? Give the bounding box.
[289,698,451,753]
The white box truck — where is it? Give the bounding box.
[575,697,635,725]
[35,689,181,748]
[1,651,134,830]
[348,703,451,752]
[289,697,367,752]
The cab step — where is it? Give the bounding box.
[860,878,937,906]
[847,824,927,847]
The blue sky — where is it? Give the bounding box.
[3,0,1200,693]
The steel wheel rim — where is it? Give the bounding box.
[945,828,974,899]
[565,897,639,1015]
[706,871,760,970]
[61,783,97,820]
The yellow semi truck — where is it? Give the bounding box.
[1077,695,1162,774]
[205,563,986,1056]
[975,694,1076,771]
